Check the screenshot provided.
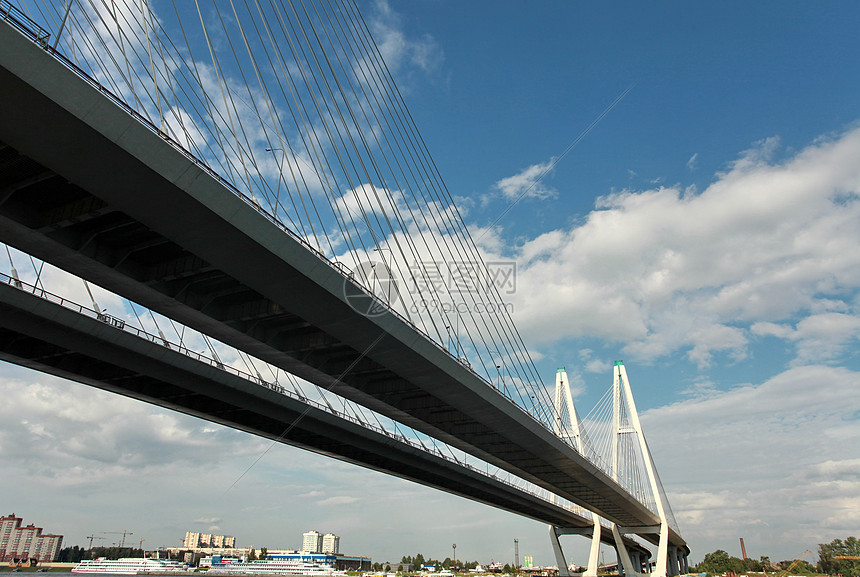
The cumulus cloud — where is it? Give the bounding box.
[495,126,860,367]
[334,184,403,222]
[643,364,860,560]
[753,313,860,365]
[0,368,268,495]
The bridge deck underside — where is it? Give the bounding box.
[0,19,685,550]
[2,281,647,542]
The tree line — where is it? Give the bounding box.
[694,536,859,577]
[394,554,481,572]
[56,546,146,563]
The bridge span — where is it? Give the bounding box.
[0,276,650,560]
[0,7,687,575]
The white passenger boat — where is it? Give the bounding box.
[72,557,189,574]
[208,558,336,575]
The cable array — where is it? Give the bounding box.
[575,373,679,531]
[13,0,560,430]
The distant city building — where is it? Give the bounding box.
[184,532,201,548]
[0,514,63,562]
[321,534,339,555]
[301,531,322,553]
[211,535,234,548]
[183,531,236,549]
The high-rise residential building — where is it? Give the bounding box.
[183,532,235,550]
[302,531,322,553]
[0,514,63,562]
[0,515,19,557]
[31,534,63,561]
[184,532,201,548]
[321,533,339,555]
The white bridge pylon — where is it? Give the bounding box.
[548,362,688,577]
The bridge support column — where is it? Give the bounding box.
[585,518,601,577]
[549,526,570,577]
[667,546,683,576]
[630,550,645,574]
[611,524,636,577]
[548,521,601,577]
[614,524,669,577]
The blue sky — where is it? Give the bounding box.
[2,0,860,569]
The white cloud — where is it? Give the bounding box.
[753,313,860,366]
[642,364,860,561]
[317,496,361,506]
[493,159,559,201]
[368,0,443,75]
[493,126,860,367]
[686,153,699,172]
[334,184,403,223]
[0,375,265,483]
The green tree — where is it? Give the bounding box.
[260,548,268,560]
[248,548,257,561]
[819,537,860,576]
[695,549,746,575]
[57,545,86,563]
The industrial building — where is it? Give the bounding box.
[267,551,371,572]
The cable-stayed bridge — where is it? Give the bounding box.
[0,1,688,574]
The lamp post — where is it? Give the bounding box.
[373,247,393,303]
[452,544,456,573]
[264,146,285,211]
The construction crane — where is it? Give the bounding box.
[101,531,134,548]
[773,551,814,577]
[85,535,106,550]
[834,556,860,560]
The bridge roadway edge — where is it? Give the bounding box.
[0,18,684,551]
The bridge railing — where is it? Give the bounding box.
[1,270,608,526]
[0,0,49,46]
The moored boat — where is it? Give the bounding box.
[207,558,336,575]
[72,557,189,574]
